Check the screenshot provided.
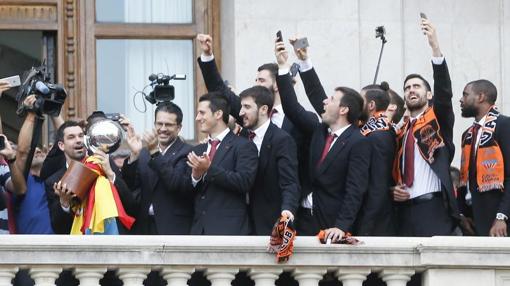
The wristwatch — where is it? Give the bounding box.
[496,213,508,221]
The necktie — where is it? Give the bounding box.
[317,133,337,166]
[468,124,481,191]
[248,131,256,141]
[403,119,416,187]
[208,139,220,161]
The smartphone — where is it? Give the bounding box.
[0,75,21,87]
[420,12,428,19]
[105,113,120,121]
[293,37,309,50]
[276,30,283,42]
[0,136,5,151]
[290,63,300,77]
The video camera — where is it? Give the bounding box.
[145,73,186,105]
[16,63,67,117]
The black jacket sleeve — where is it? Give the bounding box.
[275,134,300,215]
[276,72,321,136]
[148,151,194,197]
[497,116,510,216]
[432,60,455,161]
[197,57,242,123]
[300,67,327,115]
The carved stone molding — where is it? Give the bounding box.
[63,0,78,118]
[0,5,57,23]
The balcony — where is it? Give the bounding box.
[0,236,509,286]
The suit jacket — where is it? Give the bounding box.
[300,67,396,236]
[121,138,194,235]
[45,157,138,234]
[459,114,510,235]
[197,58,312,198]
[191,131,258,235]
[277,72,370,232]
[249,122,300,235]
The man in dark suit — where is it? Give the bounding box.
[121,102,194,235]
[459,79,510,236]
[391,18,459,236]
[195,35,314,230]
[46,120,137,234]
[274,39,370,242]
[187,92,258,235]
[288,39,397,236]
[237,85,300,235]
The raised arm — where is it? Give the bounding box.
[275,39,320,136]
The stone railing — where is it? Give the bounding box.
[0,236,510,286]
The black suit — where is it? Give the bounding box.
[396,60,460,236]
[300,67,396,236]
[45,157,137,234]
[197,58,312,198]
[460,115,510,235]
[191,131,258,235]
[249,122,300,235]
[121,138,194,235]
[277,72,370,233]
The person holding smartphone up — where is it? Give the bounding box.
[391,15,460,236]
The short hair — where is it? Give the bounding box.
[450,166,461,188]
[364,88,390,111]
[404,74,431,92]
[239,86,274,113]
[467,79,498,104]
[155,102,184,125]
[388,87,405,123]
[199,92,230,124]
[257,63,278,81]
[55,120,81,143]
[335,87,364,124]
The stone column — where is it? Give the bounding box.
[206,267,238,286]
[118,267,151,286]
[248,267,283,286]
[379,269,415,286]
[292,267,327,286]
[336,268,371,286]
[30,267,62,286]
[0,267,18,286]
[161,266,195,286]
[74,267,107,286]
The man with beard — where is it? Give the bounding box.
[187,92,258,235]
[391,18,459,236]
[121,102,194,235]
[238,85,300,235]
[274,39,370,241]
[47,119,136,235]
[458,79,510,236]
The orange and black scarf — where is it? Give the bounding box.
[460,106,504,192]
[360,112,391,136]
[392,107,445,184]
[267,215,296,263]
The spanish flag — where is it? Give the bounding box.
[70,156,135,235]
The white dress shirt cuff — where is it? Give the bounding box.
[61,205,71,213]
[200,53,215,62]
[191,175,202,187]
[278,67,290,76]
[297,58,313,72]
[431,56,445,65]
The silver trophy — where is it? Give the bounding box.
[85,119,123,154]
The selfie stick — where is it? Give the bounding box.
[373,30,387,84]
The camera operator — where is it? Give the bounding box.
[121,102,194,235]
[0,95,64,234]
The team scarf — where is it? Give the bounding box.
[360,112,391,136]
[460,106,504,192]
[392,107,445,184]
[316,230,363,245]
[70,156,135,235]
[267,215,296,263]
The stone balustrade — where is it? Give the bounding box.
[0,236,510,286]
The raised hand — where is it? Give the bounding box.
[275,39,289,68]
[289,37,308,61]
[420,18,442,57]
[197,34,213,56]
